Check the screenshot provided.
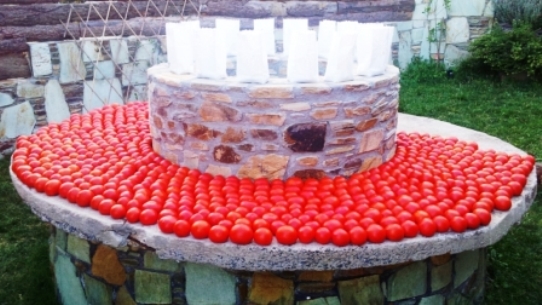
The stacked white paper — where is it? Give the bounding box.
[237,31,270,84]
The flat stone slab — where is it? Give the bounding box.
[11,113,537,271]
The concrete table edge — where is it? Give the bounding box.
[11,113,538,271]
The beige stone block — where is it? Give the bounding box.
[330,120,355,136]
[152,140,161,154]
[164,151,179,164]
[328,137,356,145]
[345,106,371,118]
[190,142,209,151]
[205,164,232,177]
[191,80,224,92]
[300,84,332,94]
[247,113,286,126]
[297,156,318,167]
[323,158,340,167]
[249,86,294,99]
[261,143,279,151]
[314,101,340,108]
[344,81,370,92]
[280,102,310,112]
[356,118,378,132]
[172,90,197,100]
[202,92,232,103]
[236,100,275,109]
[237,154,290,180]
[310,108,338,120]
[359,156,383,172]
[325,145,354,156]
[359,129,384,153]
[183,150,200,168]
[375,79,391,89]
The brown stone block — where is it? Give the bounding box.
[238,144,254,152]
[314,101,340,108]
[172,90,197,100]
[344,82,370,92]
[221,127,246,143]
[296,156,319,167]
[199,101,242,122]
[300,85,332,95]
[328,137,356,145]
[91,244,127,286]
[248,86,294,99]
[237,100,274,109]
[310,108,338,120]
[247,113,286,126]
[298,271,334,282]
[237,154,289,180]
[248,272,294,305]
[185,123,222,141]
[213,145,241,164]
[152,115,163,129]
[375,79,391,89]
[280,102,310,112]
[359,129,384,153]
[153,96,172,108]
[285,122,327,152]
[344,106,371,118]
[431,253,452,266]
[251,129,278,141]
[261,143,280,151]
[202,92,232,103]
[190,142,209,151]
[294,169,326,180]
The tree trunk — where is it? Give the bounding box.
[0,38,28,55]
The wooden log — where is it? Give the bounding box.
[0,23,81,42]
[0,53,31,80]
[0,0,58,4]
[0,38,28,55]
[0,1,197,27]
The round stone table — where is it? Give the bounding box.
[12,113,537,305]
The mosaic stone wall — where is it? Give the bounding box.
[148,64,399,179]
[49,226,486,305]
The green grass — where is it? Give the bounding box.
[0,158,58,305]
[401,60,542,304]
[0,60,540,304]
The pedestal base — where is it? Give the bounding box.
[49,226,486,305]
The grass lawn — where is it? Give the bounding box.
[0,60,540,304]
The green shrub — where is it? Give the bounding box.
[493,0,542,29]
[465,23,542,77]
[401,57,447,85]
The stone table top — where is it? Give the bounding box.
[12,113,537,271]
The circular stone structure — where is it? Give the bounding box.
[12,113,537,305]
[147,63,399,180]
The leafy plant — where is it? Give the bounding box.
[466,23,542,77]
[493,0,542,29]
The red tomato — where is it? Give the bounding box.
[110,204,127,220]
[140,209,158,225]
[464,213,480,230]
[450,216,468,233]
[126,207,141,223]
[174,220,191,237]
[385,224,404,242]
[401,220,419,238]
[209,225,230,243]
[349,226,367,245]
[44,179,61,196]
[298,226,315,244]
[276,225,298,245]
[366,224,386,243]
[473,208,491,226]
[230,224,253,245]
[433,216,450,233]
[158,215,177,234]
[254,227,273,246]
[315,227,331,244]
[418,218,436,237]
[494,196,512,211]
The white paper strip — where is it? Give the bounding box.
[196,28,228,80]
[356,24,394,77]
[237,31,270,84]
[324,32,356,82]
[254,18,276,55]
[287,29,319,83]
[282,18,308,55]
[165,20,200,74]
[216,18,240,56]
[318,20,337,59]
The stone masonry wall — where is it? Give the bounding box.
[148,63,399,180]
[0,0,494,156]
[49,226,487,305]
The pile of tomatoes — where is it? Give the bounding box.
[10,102,535,247]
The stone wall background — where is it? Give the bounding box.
[0,0,494,155]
